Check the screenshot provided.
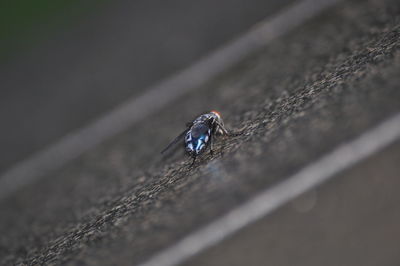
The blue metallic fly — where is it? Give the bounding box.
[161,111,229,165]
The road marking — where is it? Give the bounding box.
[138,113,400,266]
[0,0,341,200]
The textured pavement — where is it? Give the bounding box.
[0,0,293,173]
[1,0,400,265]
[186,140,400,266]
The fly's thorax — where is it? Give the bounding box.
[192,113,212,125]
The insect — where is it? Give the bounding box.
[161,110,229,165]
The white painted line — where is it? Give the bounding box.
[0,0,341,200]
[138,112,400,266]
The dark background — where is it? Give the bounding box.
[1,0,400,265]
[0,0,292,173]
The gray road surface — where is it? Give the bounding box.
[186,140,400,266]
[0,0,293,173]
[1,0,400,265]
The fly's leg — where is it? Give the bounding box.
[216,121,242,136]
[209,133,214,156]
[215,121,229,135]
[190,155,196,167]
[209,122,219,156]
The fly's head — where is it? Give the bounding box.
[210,110,225,135]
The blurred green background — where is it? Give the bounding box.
[0,0,106,61]
[0,0,293,176]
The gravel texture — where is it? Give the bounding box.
[186,140,400,266]
[1,0,399,265]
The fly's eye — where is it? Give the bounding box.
[210,110,221,119]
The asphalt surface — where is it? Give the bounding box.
[0,0,293,173]
[1,0,400,265]
[186,140,400,266]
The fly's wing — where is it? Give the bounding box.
[190,123,209,138]
[161,129,189,155]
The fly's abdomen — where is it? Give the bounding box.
[185,129,210,155]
